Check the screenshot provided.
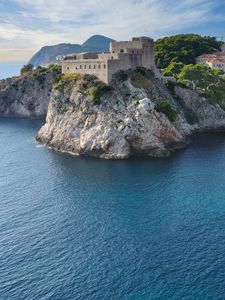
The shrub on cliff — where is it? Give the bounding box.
[88,83,111,105]
[155,100,178,122]
[35,66,47,74]
[20,64,33,75]
[48,64,62,73]
[53,74,62,84]
[54,73,84,90]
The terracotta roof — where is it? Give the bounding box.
[199,54,214,57]
[208,59,225,64]
[214,52,225,56]
[198,52,225,58]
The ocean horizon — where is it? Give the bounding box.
[0,61,26,80]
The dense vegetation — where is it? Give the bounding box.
[155,34,222,69]
[157,34,225,109]
[162,62,185,79]
[177,64,225,108]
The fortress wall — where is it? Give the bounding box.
[62,60,108,83]
[62,37,156,84]
[141,39,155,70]
[110,41,142,53]
[107,54,140,82]
[77,53,99,59]
[98,53,120,60]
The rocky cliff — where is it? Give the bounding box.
[1,67,225,159]
[36,72,190,158]
[0,68,57,118]
[36,69,225,159]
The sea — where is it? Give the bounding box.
[0,61,26,79]
[1,117,225,299]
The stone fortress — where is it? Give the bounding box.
[62,37,155,84]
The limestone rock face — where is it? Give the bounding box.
[2,68,225,159]
[37,73,191,159]
[0,72,54,118]
[175,86,225,131]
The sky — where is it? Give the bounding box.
[0,0,225,62]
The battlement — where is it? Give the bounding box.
[62,36,155,84]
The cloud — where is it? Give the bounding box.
[0,0,223,61]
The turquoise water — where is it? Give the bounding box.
[1,118,225,299]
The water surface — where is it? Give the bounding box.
[0,61,26,79]
[1,118,225,299]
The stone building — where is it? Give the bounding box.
[196,44,225,71]
[62,37,155,84]
[196,52,225,71]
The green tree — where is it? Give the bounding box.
[178,64,207,89]
[178,64,222,90]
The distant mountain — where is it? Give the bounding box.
[82,35,113,52]
[29,35,114,67]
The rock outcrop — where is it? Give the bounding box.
[37,70,193,159]
[1,67,225,159]
[0,70,55,118]
[37,69,225,159]
[174,86,225,131]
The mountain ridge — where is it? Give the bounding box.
[29,35,114,67]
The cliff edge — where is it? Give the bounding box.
[0,67,59,118]
[36,68,225,159]
[1,67,225,159]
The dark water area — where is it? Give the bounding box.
[1,118,225,299]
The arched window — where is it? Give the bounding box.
[89,65,91,69]
[80,65,82,69]
[93,65,96,69]
[99,65,101,69]
[84,65,86,69]
[67,67,69,70]
[104,64,106,69]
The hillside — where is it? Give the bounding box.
[155,34,222,69]
[29,35,114,67]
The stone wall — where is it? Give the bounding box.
[62,59,108,83]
